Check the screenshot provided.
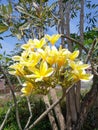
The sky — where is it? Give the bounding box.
[0,31,24,54]
[0,0,98,55]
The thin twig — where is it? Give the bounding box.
[0,65,22,130]
[24,97,32,129]
[85,39,96,63]
[16,76,23,86]
[62,35,88,53]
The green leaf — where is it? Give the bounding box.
[5,57,11,63]
[93,28,98,31]
[19,22,31,30]
[0,24,8,33]
[2,5,7,15]
[16,6,26,14]
[37,0,48,4]
[8,3,13,14]
[0,54,3,60]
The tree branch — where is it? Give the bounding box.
[91,62,98,76]
[62,35,88,53]
[85,39,96,63]
[24,97,32,129]
[0,65,22,130]
[43,95,58,130]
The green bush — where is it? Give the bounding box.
[4,123,19,130]
[0,95,51,130]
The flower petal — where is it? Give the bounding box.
[21,81,33,96]
[45,34,61,45]
[69,50,79,60]
[40,61,48,75]
[77,64,90,70]
[80,74,93,81]
[45,68,54,77]
[12,56,21,61]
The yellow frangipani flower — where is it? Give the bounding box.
[33,38,46,48]
[70,61,90,71]
[21,38,46,51]
[20,52,40,69]
[56,47,68,67]
[20,51,29,62]
[38,46,49,61]
[21,39,34,51]
[26,61,54,82]
[9,63,25,76]
[9,34,93,95]
[70,61,93,81]
[57,55,66,67]
[68,50,79,61]
[45,34,61,45]
[21,81,34,96]
[72,70,93,82]
[39,46,68,67]
[12,51,29,63]
[13,51,40,69]
[46,46,58,65]
[12,49,29,62]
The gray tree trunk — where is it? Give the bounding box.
[43,95,58,130]
[58,0,65,47]
[66,86,78,130]
[50,88,66,130]
[80,0,84,55]
[65,0,73,52]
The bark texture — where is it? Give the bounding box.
[65,0,73,51]
[58,0,65,47]
[80,0,84,55]
[43,95,58,130]
[50,88,66,130]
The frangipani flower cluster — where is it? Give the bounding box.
[9,34,93,96]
